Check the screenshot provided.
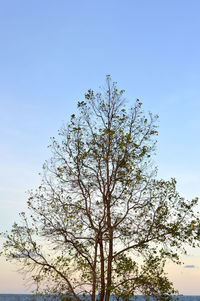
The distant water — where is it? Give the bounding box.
[1,295,200,301]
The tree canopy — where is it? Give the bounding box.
[2,76,200,301]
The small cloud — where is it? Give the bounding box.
[184,265,196,268]
[14,252,40,258]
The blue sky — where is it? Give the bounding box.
[0,0,200,294]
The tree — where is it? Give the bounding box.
[2,76,200,301]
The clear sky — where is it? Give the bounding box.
[0,0,200,295]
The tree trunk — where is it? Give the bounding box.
[99,232,105,301]
[91,239,98,301]
[105,207,113,301]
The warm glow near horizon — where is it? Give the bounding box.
[1,256,200,295]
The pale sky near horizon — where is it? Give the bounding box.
[0,0,200,295]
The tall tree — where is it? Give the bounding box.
[2,76,200,301]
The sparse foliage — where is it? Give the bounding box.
[2,76,200,301]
